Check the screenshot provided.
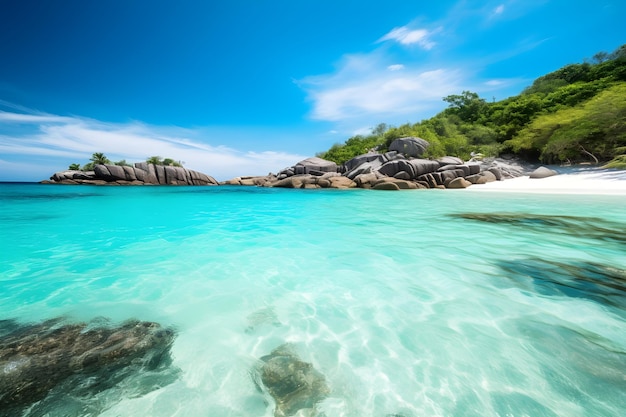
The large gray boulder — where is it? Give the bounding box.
[447,177,472,189]
[408,159,441,176]
[344,153,385,172]
[293,157,337,175]
[436,156,464,167]
[378,158,440,179]
[345,160,384,180]
[477,157,530,179]
[378,160,417,178]
[343,151,401,172]
[529,166,558,179]
[388,137,430,157]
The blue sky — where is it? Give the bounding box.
[1,0,624,181]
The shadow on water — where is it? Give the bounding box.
[0,317,180,417]
[450,213,626,245]
[496,257,626,310]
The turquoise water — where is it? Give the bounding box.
[1,183,625,417]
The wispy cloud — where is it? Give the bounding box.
[0,110,306,181]
[378,27,436,50]
[387,64,405,71]
[493,4,505,16]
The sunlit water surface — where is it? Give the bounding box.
[1,183,625,417]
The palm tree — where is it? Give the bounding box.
[90,152,110,165]
[68,163,81,170]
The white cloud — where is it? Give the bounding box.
[493,4,505,15]
[378,26,435,50]
[0,112,307,181]
[387,64,405,71]
[300,53,464,125]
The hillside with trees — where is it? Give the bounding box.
[318,44,626,168]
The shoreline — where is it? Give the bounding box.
[464,170,626,195]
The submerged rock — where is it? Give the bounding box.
[0,318,176,414]
[496,258,626,309]
[256,344,330,417]
[293,157,338,176]
[450,213,626,245]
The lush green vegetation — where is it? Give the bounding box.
[69,153,184,171]
[317,44,626,168]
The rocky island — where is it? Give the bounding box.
[44,161,219,186]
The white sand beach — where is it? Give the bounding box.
[467,170,626,195]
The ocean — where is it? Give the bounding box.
[1,182,625,417]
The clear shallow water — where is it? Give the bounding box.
[1,183,625,417]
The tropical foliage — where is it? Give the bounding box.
[146,156,183,167]
[70,153,184,171]
[317,44,626,167]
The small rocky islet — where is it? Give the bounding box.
[43,161,219,186]
[43,137,558,189]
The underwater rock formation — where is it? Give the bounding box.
[496,258,626,309]
[450,213,626,245]
[255,344,330,417]
[0,318,176,414]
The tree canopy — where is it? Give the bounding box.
[69,153,185,171]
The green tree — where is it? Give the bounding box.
[162,158,183,167]
[371,123,389,136]
[146,156,163,165]
[443,91,487,122]
[68,163,81,170]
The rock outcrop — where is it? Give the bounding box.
[0,317,176,414]
[255,344,330,417]
[222,145,530,191]
[43,163,218,185]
